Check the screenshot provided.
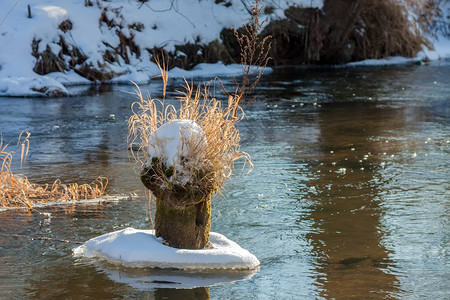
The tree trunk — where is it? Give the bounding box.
[155,195,211,249]
[141,164,212,249]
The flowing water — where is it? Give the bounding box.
[0,62,449,299]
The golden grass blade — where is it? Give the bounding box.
[154,53,169,100]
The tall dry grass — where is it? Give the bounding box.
[128,0,270,196]
[0,133,108,209]
[354,0,437,60]
[230,0,271,111]
[128,72,251,194]
[128,0,270,194]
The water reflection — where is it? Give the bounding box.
[92,261,257,290]
[293,102,402,298]
[154,287,210,300]
[26,259,130,299]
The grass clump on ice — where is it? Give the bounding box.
[0,133,108,209]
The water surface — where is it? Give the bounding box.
[1,62,449,299]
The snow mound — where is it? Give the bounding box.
[148,119,206,168]
[0,75,68,97]
[73,227,260,270]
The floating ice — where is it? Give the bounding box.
[73,227,260,270]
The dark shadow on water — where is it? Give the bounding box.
[94,259,257,289]
[289,101,409,298]
[154,287,210,300]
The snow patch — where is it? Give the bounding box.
[345,56,415,67]
[169,63,247,78]
[36,5,68,21]
[0,75,68,97]
[419,35,450,61]
[148,119,206,167]
[73,227,260,270]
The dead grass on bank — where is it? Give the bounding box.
[354,0,436,60]
[0,133,108,209]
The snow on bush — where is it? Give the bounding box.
[147,119,208,185]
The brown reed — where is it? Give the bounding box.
[0,133,108,209]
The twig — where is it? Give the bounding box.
[229,0,272,117]
[0,2,18,27]
[240,0,251,14]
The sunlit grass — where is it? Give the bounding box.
[0,133,108,209]
[128,0,270,200]
[127,58,251,196]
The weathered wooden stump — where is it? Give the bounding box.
[141,160,213,249]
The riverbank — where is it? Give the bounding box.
[0,0,449,97]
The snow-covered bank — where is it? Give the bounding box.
[346,27,450,67]
[0,0,316,97]
[344,39,450,67]
[1,0,449,97]
[74,227,260,270]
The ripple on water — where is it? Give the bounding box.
[0,65,449,299]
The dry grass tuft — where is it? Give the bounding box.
[128,71,251,197]
[1,133,108,209]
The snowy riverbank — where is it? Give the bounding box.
[0,0,299,97]
[0,0,449,97]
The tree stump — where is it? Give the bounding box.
[141,162,213,249]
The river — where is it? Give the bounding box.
[0,61,449,299]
